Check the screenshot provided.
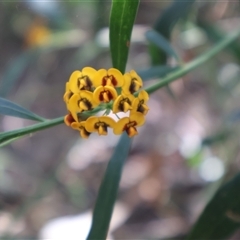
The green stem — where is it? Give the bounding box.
[145,29,240,94]
[0,116,64,144]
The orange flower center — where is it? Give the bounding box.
[78,76,92,90]
[102,75,117,87]
[95,122,108,135]
[78,98,92,110]
[129,78,142,93]
[119,98,132,112]
[99,90,114,103]
[64,113,76,126]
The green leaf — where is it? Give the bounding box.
[145,29,240,94]
[87,133,132,240]
[109,0,139,73]
[150,0,196,65]
[197,20,240,63]
[137,66,179,81]
[0,97,46,122]
[0,49,39,98]
[186,173,240,240]
[0,116,64,146]
[146,30,180,61]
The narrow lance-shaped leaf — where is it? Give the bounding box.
[0,50,38,98]
[87,133,132,240]
[146,30,180,62]
[87,0,139,238]
[187,172,240,240]
[150,0,196,65]
[0,97,46,122]
[110,0,139,73]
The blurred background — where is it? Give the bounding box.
[0,0,240,239]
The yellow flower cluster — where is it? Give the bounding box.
[63,67,149,138]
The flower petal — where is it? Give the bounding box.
[129,112,145,126]
[63,90,73,103]
[123,70,143,94]
[93,86,118,104]
[85,116,116,136]
[71,121,91,138]
[113,117,130,135]
[68,93,81,121]
[68,70,83,93]
[93,69,107,87]
[85,116,98,132]
[138,90,149,102]
[98,116,116,128]
[112,95,123,113]
[79,90,97,109]
[112,93,134,113]
[82,67,97,79]
[107,68,124,87]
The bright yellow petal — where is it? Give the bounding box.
[80,128,91,138]
[107,68,124,87]
[129,112,145,126]
[63,90,73,103]
[122,73,131,95]
[81,67,97,90]
[123,70,143,94]
[71,121,91,138]
[138,90,149,102]
[104,86,118,101]
[130,70,143,86]
[112,95,124,113]
[68,93,82,121]
[98,116,116,128]
[65,82,70,92]
[71,122,82,130]
[123,101,132,112]
[79,101,89,111]
[98,125,108,135]
[68,70,83,93]
[85,116,98,132]
[82,67,97,79]
[93,69,107,87]
[79,90,97,108]
[139,104,149,115]
[93,86,118,104]
[93,86,104,104]
[113,117,130,135]
[132,98,140,112]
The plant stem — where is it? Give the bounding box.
[0,116,64,144]
[145,29,240,94]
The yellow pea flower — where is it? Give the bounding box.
[112,93,135,113]
[68,67,97,92]
[85,116,116,136]
[93,86,118,104]
[93,68,124,87]
[63,82,74,103]
[114,112,145,137]
[67,91,97,122]
[132,90,149,115]
[122,70,143,94]
[71,121,91,139]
